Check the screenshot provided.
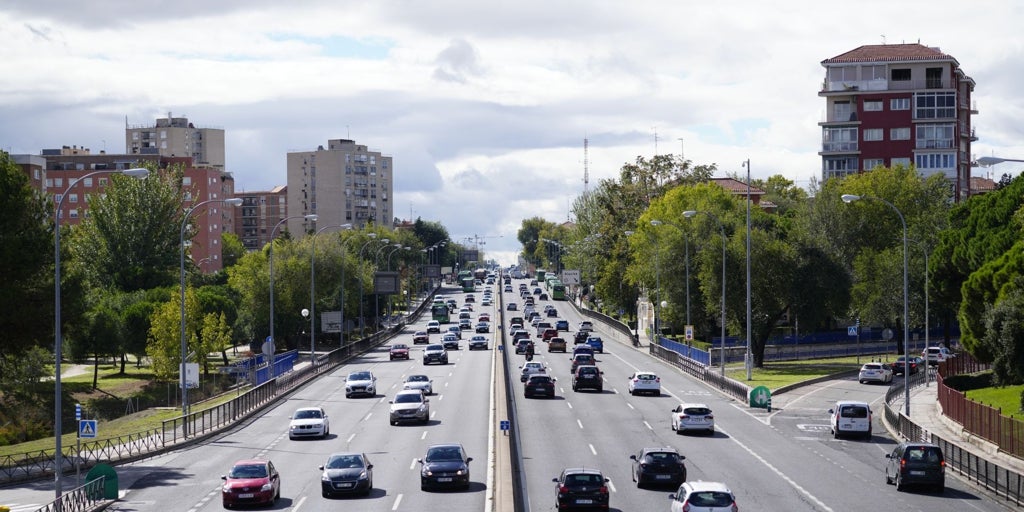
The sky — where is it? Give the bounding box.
[3,1,1023,266]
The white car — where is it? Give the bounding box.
[403,374,433,395]
[389,390,430,425]
[670,403,714,435]
[922,346,954,366]
[519,361,547,382]
[289,406,329,440]
[829,400,872,439]
[426,320,441,333]
[627,372,661,396]
[345,371,377,398]
[858,362,893,384]
[669,481,738,511]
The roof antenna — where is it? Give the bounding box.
[880,34,886,45]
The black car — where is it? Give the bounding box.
[539,293,549,300]
[572,365,603,392]
[573,331,590,344]
[892,355,922,375]
[524,374,556,398]
[319,452,373,497]
[885,442,945,492]
[553,468,610,510]
[630,447,686,488]
[546,308,558,317]
[419,443,473,491]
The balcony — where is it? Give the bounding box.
[821,141,859,153]
[822,77,951,93]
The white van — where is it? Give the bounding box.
[829,400,872,439]
[922,346,954,366]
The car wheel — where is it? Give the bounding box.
[346,393,352,399]
[895,474,904,491]
[885,469,892,485]
[629,389,636,396]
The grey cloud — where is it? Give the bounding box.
[433,38,482,84]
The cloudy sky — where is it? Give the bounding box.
[3,1,1022,265]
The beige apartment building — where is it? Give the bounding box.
[233,186,289,252]
[286,139,393,236]
[126,113,226,170]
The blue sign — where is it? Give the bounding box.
[79,419,98,438]
[848,325,859,336]
[499,420,510,431]
[75,403,81,421]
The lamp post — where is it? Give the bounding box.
[357,234,379,337]
[386,244,406,319]
[309,224,352,369]
[180,196,243,429]
[842,193,910,416]
[908,238,932,387]
[375,242,398,327]
[683,210,727,376]
[268,214,318,379]
[54,167,149,500]
[649,221,663,342]
[742,159,752,380]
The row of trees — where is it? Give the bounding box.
[518,153,1024,384]
[0,151,461,440]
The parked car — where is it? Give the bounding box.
[630,447,686,487]
[419,444,473,491]
[345,371,377,398]
[884,441,945,492]
[669,481,737,512]
[412,331,430,344]
[829,400,872,439]
[572,364,603,392]
[319,452,373,497]
[553,468,610,510]
[627,371,661,396]
[524,374,557,398]
[221,459,281,507]
[288,406,329,440]
[389,389,430,425]
[548,337,567,353]
[389,343,410,360]
[858,362,893,384]
[403,374,433,395]
[670,403,714,435]
[423,344,449,365]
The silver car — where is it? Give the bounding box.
[389,390,430,425]
[345,371,377,398]
[403,374,434,395]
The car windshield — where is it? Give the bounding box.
[407,375,428,382]
[637,374,657,380]
[326,455,364,469]
[905,446,943,463]
[349,372,371,381]
[392,344,407,350]
[686,491,733,507]
[425,447,462,462]
[229,464,268,479]
[395,393,422,404]
[293,409,322,420]
[529,376,551,383]
[427,345,443,351]
[579,367,598,376]
[565,473,604,485]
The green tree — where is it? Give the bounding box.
[981,281,1024,385]
[201,312,233,372]
[221,232,246,269]
[147,287,201,380]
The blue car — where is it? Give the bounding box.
[586,336,604,353]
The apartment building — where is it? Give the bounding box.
[819,43,977,200]
[126,113,226,169]
[286,138,393,236]
[233,186,288,251]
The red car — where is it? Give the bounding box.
[222,459,280,508]
[478,313,491,323]
[412,331,430,344]
[389,343,410,360]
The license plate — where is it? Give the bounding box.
[339,482,354,488]
[656,475,671,479]
[576,499,593,504]
[437,477,453,482]
[909,470,926,476]
[238,493,254,499]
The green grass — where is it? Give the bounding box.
[724,356,866,391]
[958,376,1024,418]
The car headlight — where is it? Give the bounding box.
[358,470,368,480]
[456,468,467,475]
[222,485,231,493]
[422,468,433,476]
[289,424,297,431]
[260,482,274,492]
[322,474,331,482]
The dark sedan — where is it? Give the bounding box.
[630,447,686,487]
[319,452,373,497]
[892,355,922,375]
[419,443,473,491]
[554,468,609,510]
[524,374,557,398]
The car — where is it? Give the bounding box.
[530,279,539,286]
[419,443,473,491]
[627,371,661,396]
[446,325,462,339]
[478,313,491,323]
[573,331,591,344]
[221,459,280,507]
[586,336,604,353]
[389,343,410,360]
[553,468,610,510]
[288,406,329,440]
[530,317,544,328]
[858,362,893,384]
[469,335,489,350]
[507,302,518,311]
[403,374,433,395]
[524,297,536,307]
[630,447,686,487]
[460,303,474,312]
[533,321,552,336]
[458,311,472,322]
[319,452,373,497]
[669,481,737,512]
[389,389,430,425]
[345,371,377,398]
[413,331,430,344]
[520,361,547,382]
[458,318,473,330]
[548,337,567,352]
[504,285,514,292]
[423,344,449,365]
[546,308,558,317]
[481,298,492,306]
[892,355,921,375]
[512,330,531,344]
[578,321,594,333]
[829,400,872,439]
[532,287,543,295]
[555,319,569,331]
[885,441,945,492]
[572,344,595,358]
[572,364,603,392]
[442,333,460,350]
[464,294,475,303]
[922,345,954,366]
[509,316,524,327]
[524,374,557,398]
[542,328,559,341]
[426,321,441,333]
[670,403,714,434]
[570,353,596,373]
[515,338,535,355]
[475,322,490,333]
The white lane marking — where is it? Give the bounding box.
[378,396,387,404]
[566,402,573,409]
[626,403,635,410]
[439,394,444,401]
[485,323,497,512]
[589,443,597,455]
[431,410,437,418]
[392,493,404,510]
[577,419,584,429]
[421,431,428,440]
[607,479,617,493]
[643,421,653,430]
[766,379,845,422]
[363,412,373,422]
[410,458,418,470]
[292,495,306,512]
[347,433,356,443]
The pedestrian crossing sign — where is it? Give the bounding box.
[79,419,97,438]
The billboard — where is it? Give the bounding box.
[561,269,581,285]
[373,271,400,294]
[320,311,342,333]
[423,264,441,279]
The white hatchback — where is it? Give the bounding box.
[858,362,893,384]
[669,481,737,512]
[670,403,714,435]
[289,406,329,440]
[627,372,661,396]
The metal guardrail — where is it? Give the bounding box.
[648,344,749,402]
[35,475,106,512]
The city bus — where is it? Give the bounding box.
[550,281,566,300]
[431,303,451,323]
[536,269,547,282]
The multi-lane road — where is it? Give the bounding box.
[3,276,1014,512]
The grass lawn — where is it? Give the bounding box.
[724,355,868,391]
[959,377,1024,418]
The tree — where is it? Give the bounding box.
[981,282,1024,386]
[201,312,233,371]
[147,287,201,380]
[221,232,246,269]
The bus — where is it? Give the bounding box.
[431,303,451,323]
[536,269,547,282]
[551,281,566,300]
[461,277,475,293]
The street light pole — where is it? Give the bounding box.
[684,210,727,376]
[650,221,664,342]
[743,159,752,380]
[310,224,352,369]
[357,234,379,337]
[268,214,318,379]
[53,167,148,500]
[842,193,910,416]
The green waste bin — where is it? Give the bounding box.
[86,463,118,500]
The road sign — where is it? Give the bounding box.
[684,325,694,341]
[79,419,98,438]
[499,420,510,431]
[749,385,772,410]
[75,403,81,421]
[848,325,858,336]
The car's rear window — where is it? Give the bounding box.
[686,491,733,507]
[840,405,868,418]
[905,446,943,463]
[566,473,604,485]
[683,407,711,416]
[637,374,657,381]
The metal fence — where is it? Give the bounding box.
[937,354,1024,460]
[648,344,749,402]
[35,475,107,512]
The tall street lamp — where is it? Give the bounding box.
[649,221,664,342]
[309,224,352,369]
[268,214,318,379]
[842,193,910,416]
[375,242,399,328]
[387,246,409,318]
[179,196,243,430]
[683,210,727,376]
[356,234,379,337]
[54,167,149,500]
[742,159,752,380]
[908,238,932,387]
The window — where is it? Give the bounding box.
[98,177,108,186]
[828,66,857,82]
[68,194,78,203]
[160,130,167,139]
[915,92,956,119]
[822,127,857,152]
[891,157,911,167]
[890,127,911,140]
[890,98,910,110]
[863,159,884,170]
[915,152,955,170]
[864,65,886,80]
[863,100,883,112]
[926,67,943,88]
[183,177,192,186]
[45,178,53,188]
[832,101,853,122]
[69,209,79,219]
[916,124,955,149]
[863,129,883,141]
[891,68,911,81]
[132,132,139,141]
[83,177,93,187]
